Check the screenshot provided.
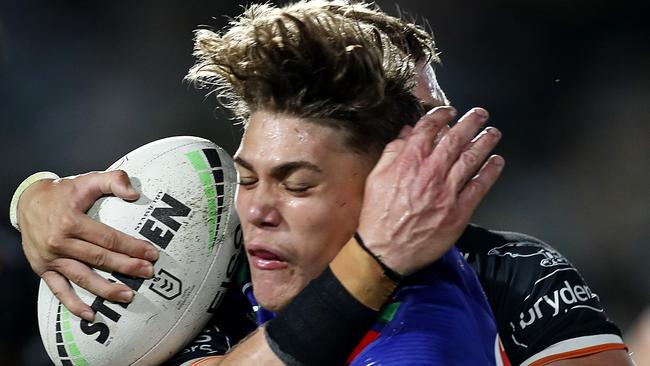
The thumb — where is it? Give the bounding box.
[73,170,139,210]
[101,170,140,201]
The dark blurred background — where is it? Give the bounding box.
[0,0,648,364]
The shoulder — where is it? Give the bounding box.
[456,223,548,256]
[457,224,626,366]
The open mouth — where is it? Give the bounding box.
[248,248,289,270]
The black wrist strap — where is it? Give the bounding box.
[353,232,405,283]
[265,267,378,366]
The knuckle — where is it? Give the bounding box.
[420,118,441,131]
[462,151,478,166]
[446,133,461,149]
[58,213,78,233]
[29,262,45,276]
[92,251,107,268]
[44,235,64,252]
[101,230,119,250]
[471,179,487,194]
[102,288,118,300]
[70,272,88,289]
[124,259,143,275]
[105,284,127,299]
[50,259,68,273]
[111,170,130,182]
[442,196,457,211]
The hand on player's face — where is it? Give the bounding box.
[358,106,504,275]
[234,110,373,312]
[349,62,502,275]
[18,171,159,321]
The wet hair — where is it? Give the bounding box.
[186,1,428,154]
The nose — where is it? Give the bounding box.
[240,184,282,228]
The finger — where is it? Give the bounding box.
[433,125,450,147]
[99,170,140,201]
[457,155,505,216]
[52,258,136,304]
[372,125,414,172]
[57,234,155,278]
[73,170,140,209]
[447,127,502,192]
[403,106,457,158]
[42,270,95,322]
[397,124,414,139]
[427,107,489,175]
[373,139,406,172]
[74,213,159,262]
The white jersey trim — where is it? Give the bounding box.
[521,334,625,366]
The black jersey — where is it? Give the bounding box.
[456,224,625,365]
[161,282,257,366]
[164,224,626,366]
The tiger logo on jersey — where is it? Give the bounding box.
[487,242,569,267]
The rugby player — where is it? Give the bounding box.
[13,2,507,365]
[9,1,633,365]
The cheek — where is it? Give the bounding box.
[289,192,362,268]
[331,195,363,237]
[234,188,248,224]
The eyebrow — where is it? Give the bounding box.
[234,156,323,180]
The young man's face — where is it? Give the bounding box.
[234,110,374,311]
[234,63,447,312]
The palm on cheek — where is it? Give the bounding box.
[358,106,504,275]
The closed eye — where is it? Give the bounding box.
[283,184,311,193]
[237,178,257,187]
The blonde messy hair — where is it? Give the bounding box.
[314,0,437,63]
[186,0,428,153]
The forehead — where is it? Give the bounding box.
[236,110,352,167]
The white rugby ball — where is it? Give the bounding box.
[37,136,243,366]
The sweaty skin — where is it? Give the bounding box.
[235,111,373,311]
[14,32,633,365]
[15,67,633,366]
[17,103,505,366]
[13,59,449,321]
[204,105,504,365]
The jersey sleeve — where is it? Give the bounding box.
[161,322,234,366]
[457,224,626,366]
